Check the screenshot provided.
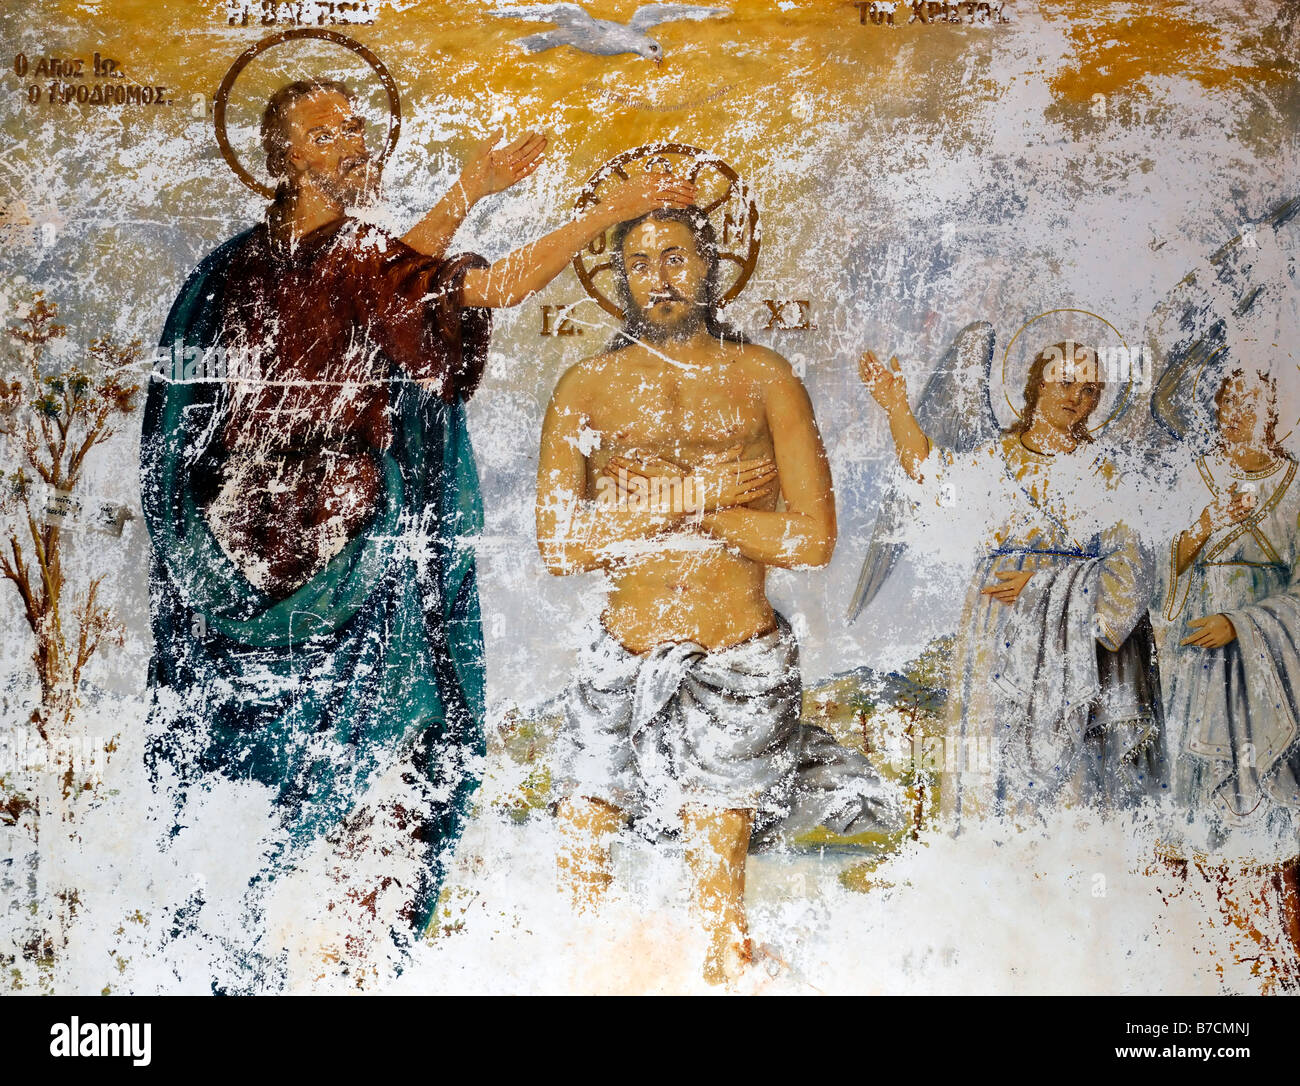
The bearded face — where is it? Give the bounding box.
[281,89,380,207]
[618,218,712,344]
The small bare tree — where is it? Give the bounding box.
[0,291,139,741]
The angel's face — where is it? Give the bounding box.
[1217,373,1274,447]
[1030,342,1102,434]
[1036,375,1103,434]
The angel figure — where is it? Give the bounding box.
[1144,200,1300,984]
[855,334,1168,823]
[1163,365,1300,847]
[1154,358,1300,982]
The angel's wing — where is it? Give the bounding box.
[487,3,598,28]
[913,319,998,456]
[1149,192,1300,441]
[845,487,909,626]
[629,4,731,30]
[846,321,997,624]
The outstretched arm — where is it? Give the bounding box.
[858,349,931,480]
[536,367,685,574]
[401,130,547,259]
[697,364,837,569]
[464,173,697,309]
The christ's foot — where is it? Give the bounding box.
[702,930,753,987]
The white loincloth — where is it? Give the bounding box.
[555,612,903,845]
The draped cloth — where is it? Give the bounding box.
[555,613,903,845]
[140,227,491,940]
[933,434,1168,822]
[990,553,1164,803]
[1163,453,1300,861]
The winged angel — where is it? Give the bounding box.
[1146,195,1300,867]
[848,197,1300,833]
[851,324,1168,824]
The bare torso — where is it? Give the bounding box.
[576,341,781,652]
[542,313,837,979]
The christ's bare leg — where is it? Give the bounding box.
[682,804,754,985]
[537,214,837,988]
[556,795,625,913]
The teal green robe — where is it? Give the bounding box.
[141,228,490,939]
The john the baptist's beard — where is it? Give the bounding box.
[622,289,708,345]
[316,154,380,206]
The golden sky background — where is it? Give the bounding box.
[1,0,1297,705]
[32,0,1288,207]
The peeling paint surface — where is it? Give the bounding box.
[1,0,1299,994]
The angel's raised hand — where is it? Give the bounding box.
[858,350,908,414]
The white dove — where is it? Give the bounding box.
[488,3,731,64]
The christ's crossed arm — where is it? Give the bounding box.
[696,363,837,569]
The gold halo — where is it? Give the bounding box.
[214,29,401,199]
[1001,308,1132,436]
[571,143,760,320]
[1290,364,1299,444]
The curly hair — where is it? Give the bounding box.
[1214,367,1286,456]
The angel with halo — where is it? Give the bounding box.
[1160,356,1300,857]
[1140,195,1300,983]
[1147,220,1300,972]
[855,327,1168,825]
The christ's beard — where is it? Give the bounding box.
[624,298,706,345]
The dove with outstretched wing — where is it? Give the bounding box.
[489,3,731,63]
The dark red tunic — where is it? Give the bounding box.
[208,215,491,596]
